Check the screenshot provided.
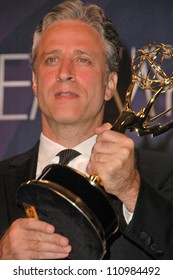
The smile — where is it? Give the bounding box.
[57,92,72,96]
[55,91,78,98]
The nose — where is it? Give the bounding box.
[56,59,75,82]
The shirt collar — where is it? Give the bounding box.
[38,132,96,169]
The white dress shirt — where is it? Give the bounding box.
[36,132,96,178]
[36,132,133,223]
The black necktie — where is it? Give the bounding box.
[57,149,81,165]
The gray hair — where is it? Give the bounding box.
[31,0,120,73]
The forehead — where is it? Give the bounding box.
[39,19,105,50]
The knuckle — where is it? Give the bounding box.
[121,147,131,158]
[126,137,135,149]
[102,129,110,138]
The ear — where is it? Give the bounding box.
[104,72,118,101]
[32,71,38,97]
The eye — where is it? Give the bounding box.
[46,57,59,64]
[77,57,91,64]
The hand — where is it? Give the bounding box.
[0,218,72,260]
[87,123,140,212]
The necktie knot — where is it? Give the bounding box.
[57,149,80,165]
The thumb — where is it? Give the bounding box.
[95,122,112,135]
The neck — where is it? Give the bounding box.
[42,120,101,148]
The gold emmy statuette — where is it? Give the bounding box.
[113,42,173,136]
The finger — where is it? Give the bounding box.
[91,141,115,157]
[95,122,112,134]
[11,218,71,248]
[16,218,55,234]
[26,239,72,254]
[13,246,71,260]
[96,129,130,143]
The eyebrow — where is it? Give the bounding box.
[42,49,95,58]
[42,50,61,57]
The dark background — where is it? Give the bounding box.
[0,0,173,160]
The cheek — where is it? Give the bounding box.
[79,70,105,91]
[35,72,55,100]
[37,66,56,84]
[40,70,55,85]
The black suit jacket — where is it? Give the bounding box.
[0,143,173,259]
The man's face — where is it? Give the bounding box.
[33,20,117,132]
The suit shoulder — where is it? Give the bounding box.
[0,143,39,175]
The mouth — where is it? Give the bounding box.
[55,91,77,97]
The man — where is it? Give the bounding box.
[0,0,173,259]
